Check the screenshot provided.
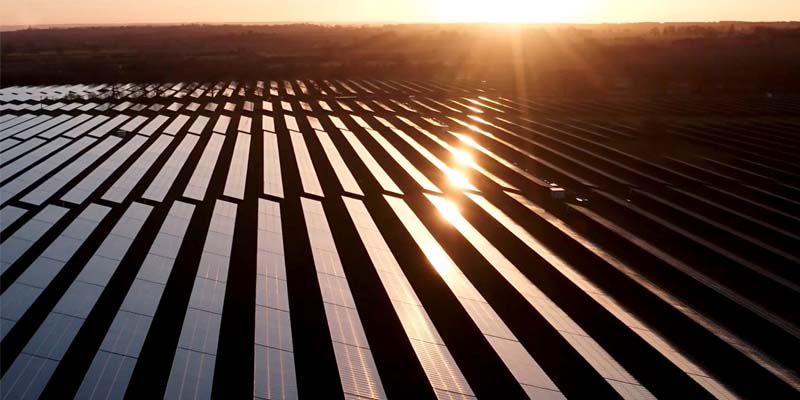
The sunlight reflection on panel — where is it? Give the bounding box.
[452,148,474,166]
[455,133,479,148]
[375,118,478,192]
[431,195,462,226]
[427,193,656,400]
[426,241,457,278]
[445,169,473,190]
[393,115,517,190]
[384,194,563,397]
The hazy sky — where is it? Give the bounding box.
[2,0,799,26]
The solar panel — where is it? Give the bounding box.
[0,115,51,140]
[290,131,323,197]
[301,198,386,399]
[315,129,363,196]
[1,137,96,205]
[1,138,47,166]
[143,134,200,202]
[385,195,561,395]
[103,135,173,203]
[339,129,402,195]
[262,131,283,198]
[188,115,210,135]
[363,128,440,193]
[63,115,110,139]
[61,135,148,204]
[237,116,252,133]
[213,115,231,134]
[21,136,121,206]
[0,81,794,400]
[13,114,72,140]
[1,204,110,339]
[166,200,235,399]
[163,114,191,136]
[1,203,150,398]
[343,197,474,398]
[0,205,69,274]
[223,132,250,200]
[184,133,226,201]
[262,115,275,133]
[91,115,131,138]
[138,115,170,136]
[77,201,194,398]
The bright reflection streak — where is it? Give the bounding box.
[448,116,494,137]
[397,194,563,392]
[389,115,477,191]
[453,148,474,166]
[453,132,478,147]
[468,115,493,126]
[464,122,483,133]
[447,148,478,189]
[424,241,456,276]
[392,114,515,191]
[431,195,464,227]
[424,196,468,275]
[446,169,473,189]
[342,196,476,397]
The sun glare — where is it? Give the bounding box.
[433,0,592,23]
[428,195,464,229]
[453,149,474,166]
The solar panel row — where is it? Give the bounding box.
[0,80,798,400]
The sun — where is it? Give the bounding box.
[433,0,592,23]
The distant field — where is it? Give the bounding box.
[2,22,800,94]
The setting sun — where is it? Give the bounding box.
[432,0,592,23]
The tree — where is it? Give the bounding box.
[650,27,662,37]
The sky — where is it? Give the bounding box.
[2,0,799,26]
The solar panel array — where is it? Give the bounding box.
[0,80,798,400]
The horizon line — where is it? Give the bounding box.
[3,19,800,31]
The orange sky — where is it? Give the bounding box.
[2,0,799,26]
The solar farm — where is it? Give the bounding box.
[0,80,798,399]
